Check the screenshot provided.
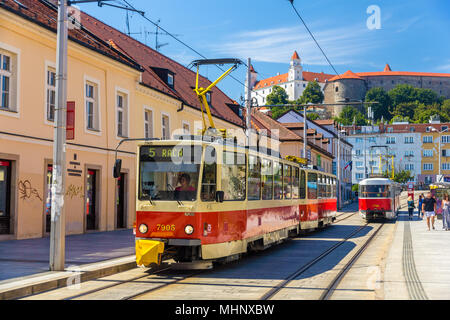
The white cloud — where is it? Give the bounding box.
[210,24,380,67]
[436,61,450,72]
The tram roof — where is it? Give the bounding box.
[359,178,395,186]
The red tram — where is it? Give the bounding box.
[117,136,338,267]
[359,178,401,221]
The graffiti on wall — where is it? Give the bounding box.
[65,184,84,199]
[18,180,43,201]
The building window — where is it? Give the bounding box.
[404,150,414,157]
[356,173,363,180]
[410,127,415,132]
[167,73,174,87]
[162,114,170,139]
[386,137,396,144]
[355,149,361,156]
[206,92,211,104]
[116,92,128,137]
[85,82,99,131]
[0,53,12,110]
[387,127,393,133]
[405,164,414,171]
[404,136,414,144]
[424,176,433,184]
[182,122,190,134]
[423,163,433,171]
[335,86,338,92]
[144,109,153,139]
[46,68,56,122]
[356,161,363,168]
[442,163,450,171]
[423,136,433,143]
[442,135,450,144]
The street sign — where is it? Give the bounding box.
[437,175,444,183]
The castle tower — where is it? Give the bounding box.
[288,50,302,81]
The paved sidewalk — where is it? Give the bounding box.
[384,212,450,299]
[0,229,135,282]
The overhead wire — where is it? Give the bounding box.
[288,0,341,78]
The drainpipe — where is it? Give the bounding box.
[177,102,184,112]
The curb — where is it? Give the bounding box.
[0,255,136,300]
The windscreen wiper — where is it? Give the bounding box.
[167,184,183,206]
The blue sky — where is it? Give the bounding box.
[78,0,450,102]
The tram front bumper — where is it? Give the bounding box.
[135,239,165,267]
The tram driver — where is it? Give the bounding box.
[175,173,196,200]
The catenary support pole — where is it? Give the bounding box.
[337,124,341,210]
[50,0,68,271]
[246,58,252,147]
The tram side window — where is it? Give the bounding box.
[222,151,246,201]
[292,167,299,199]
[201,146,216,202]
[318,174,323,198]
[248,155,261,200]
[283,164,292,199]
[326,177,331,198]
[307,172,317,199]
[261,158,273,200]
[273,162,283,200]
[299,170,306,199]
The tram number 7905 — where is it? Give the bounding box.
[156,224,176,232]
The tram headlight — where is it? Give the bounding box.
[184,225,194,235]
[139,224,148,234]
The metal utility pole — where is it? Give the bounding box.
[303,105,307,160]
[337,124,341,210]
[50,0,68,271]
[245,58,252,147]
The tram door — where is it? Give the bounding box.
[0,160,11,234]
[86,170,97,230]
[116,173,126,229]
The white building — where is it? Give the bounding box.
[345,123,422,184]
[277,111,354,204]
[250,51,334,106]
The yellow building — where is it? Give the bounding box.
[420,125,450,184]
[0,1,243,239]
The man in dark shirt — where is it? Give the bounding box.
[422,192,437,231]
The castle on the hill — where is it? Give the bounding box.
[323,65,450,116]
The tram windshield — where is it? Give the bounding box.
[360,185,390,198]
[139,145,202,201]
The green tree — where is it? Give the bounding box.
[335,106,368,126]
[307,112,320,120]
[388,84,417,106]
[390,170,414,184]
[365,87,392,121]
[390,102,417,119]
[415,88,440,105]
[266,85,288,106]
[413,103,449,123]
[300,80,324,104]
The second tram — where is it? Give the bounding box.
[359,177,401,221]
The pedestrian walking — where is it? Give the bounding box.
[418,194,424,218]
[442,194,450,231]
[422,192,437,231]
[407,196,415,220]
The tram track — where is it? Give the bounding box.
[261,219,385,300]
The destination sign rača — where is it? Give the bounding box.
[140,145,202,163]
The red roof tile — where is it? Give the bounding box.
[253,71,334,90]
[329,70,364,82]
[80,14,244,127]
